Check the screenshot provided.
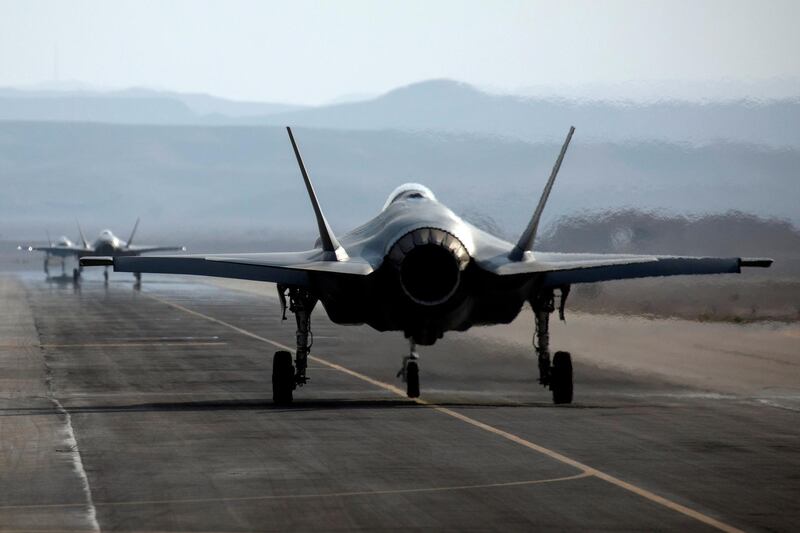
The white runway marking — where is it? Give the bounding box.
[50,398,101,532]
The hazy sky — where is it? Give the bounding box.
[1,0,798,104]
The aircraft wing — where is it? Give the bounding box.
[84,250,375,286]
[485,252,772,286]
[125,245,187,254]
[18,245,86,255]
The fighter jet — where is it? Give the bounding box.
[22,220,185,283]
[19,232,80,276]
[82,127,772,404]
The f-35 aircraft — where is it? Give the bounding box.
[19,232,79,276]
[22,220,185,283]
[82,127,772,404]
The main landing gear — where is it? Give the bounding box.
[533,286,574,404]
[272,286,318,405]
[396,340,420,398]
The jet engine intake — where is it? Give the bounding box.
[387,228,470,306]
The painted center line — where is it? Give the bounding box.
[0,473,591,511]
[144,291,745,533]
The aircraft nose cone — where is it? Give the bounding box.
[387,228,470,306]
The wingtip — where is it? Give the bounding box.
[740,258,773,268]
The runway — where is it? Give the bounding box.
[1,272,798,532]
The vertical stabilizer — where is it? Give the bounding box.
[509,126,575,261]
[76,220,90,249]
[126,218,140,248]
[286,127,348,260]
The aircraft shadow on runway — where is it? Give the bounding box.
[0,397,639,417]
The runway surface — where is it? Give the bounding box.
[1,272,798,532]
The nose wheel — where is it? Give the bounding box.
[397,340,420,398]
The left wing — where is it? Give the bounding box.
[82,250,374,286]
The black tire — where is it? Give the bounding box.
[272,350,295,405]
[72,268,80,282]
[551,351,573,405]
[406,361,420,398]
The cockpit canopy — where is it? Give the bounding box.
[382,183,436,211]
[99,229,115,239]
[56,236,72,246]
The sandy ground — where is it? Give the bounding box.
[478,308,800,401]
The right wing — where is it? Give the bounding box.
[83,250,374,286]
[484,251,772,286]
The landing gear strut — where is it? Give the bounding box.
[273,286,318,404]
[532,286,573,404]
[103,267,109,283]
[134,271,141,288]
[397,339,420,398]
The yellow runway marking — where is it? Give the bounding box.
[144,292,745,533]
[0,472,590,511]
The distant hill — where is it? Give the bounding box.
[259,80,800,147]
[0,87,305,124]
[1,80,798,147]
[1,122,797,243]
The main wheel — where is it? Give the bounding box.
[551,351,573,405]
[406,361,420,398]
[272,350,295,405]
[72,268,80,282]
[103,269,109,282]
